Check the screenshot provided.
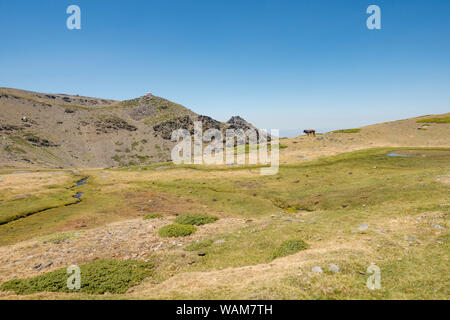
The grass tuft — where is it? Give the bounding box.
[332,128,361,134]
[143,213,163,220]
[416,117,450,124]
[184,239,213,251]
[174,213,219,226]
[271,239,309,260]
[158,224,196,237]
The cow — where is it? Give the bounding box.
[303,129,316,136]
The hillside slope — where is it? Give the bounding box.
[280,113,450,164]
[0,88,257,168]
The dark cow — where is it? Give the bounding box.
[303,129,316,136]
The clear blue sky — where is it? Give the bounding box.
[1,0,449,135]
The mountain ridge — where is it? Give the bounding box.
[0,88,258,168]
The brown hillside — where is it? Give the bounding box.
[0,88,257,169]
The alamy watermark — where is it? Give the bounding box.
[66,5,81,30]
[170,122,279,175]
[367,5,381,30]
[66,265,81,290]
[366,264,381,290]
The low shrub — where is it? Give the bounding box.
[158,224,196,237]
[174,213,218,226]
[0,259,154,295]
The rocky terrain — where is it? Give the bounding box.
[0,88,259,169]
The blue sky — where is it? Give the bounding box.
[1,0,449,135]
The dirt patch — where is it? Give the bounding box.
[0,217,244,284]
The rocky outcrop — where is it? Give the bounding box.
[95,117,137,134]
[153,114,263,142]
[226,116,254,130]
[25,136,58,147]
[0,124,21,132]
[153,115,194,140]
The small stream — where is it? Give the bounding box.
[73,192,84,200]
[72,177,88,201]
[1,176,89,225]
[75,177,88,186]
[386,152,410,158]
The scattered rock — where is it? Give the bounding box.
[358,224,369,231]
[13,194,31,199]
[328,264,340,273]
[41,262,53,269]
[433,224,445,230]
[311,266,323,274]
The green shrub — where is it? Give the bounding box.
[158,224,196,237]
[272,239,309,260]
[0,260,153,295]
[143,213,163,220]
[416,117,450,124]
[184,239,213,251]
[174,213,218,226]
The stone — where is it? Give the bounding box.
[214,239,225,244]
[311,266,323,274]
[328,264,340,273]
[358,224,369,231]
[198,252,206,257]
[433,224,445,230]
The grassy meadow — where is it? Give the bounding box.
[0,147,448,299]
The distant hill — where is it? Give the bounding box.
[0,88,258,168]
[279,112,450,164]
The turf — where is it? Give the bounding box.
[0,260,154,295]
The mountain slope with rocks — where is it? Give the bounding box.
[0,88,258,168]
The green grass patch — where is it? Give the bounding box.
[271,239,309,259]
[416,117,450,124]
[184,239,214,251]
[332,128,361,134]
[0,260,153,295]
[0,189,80,225]
[37,230,84,244]
[158,224,197,237]
[143,213,163,220]
[3,145,26,154]
[174,213,219,226]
